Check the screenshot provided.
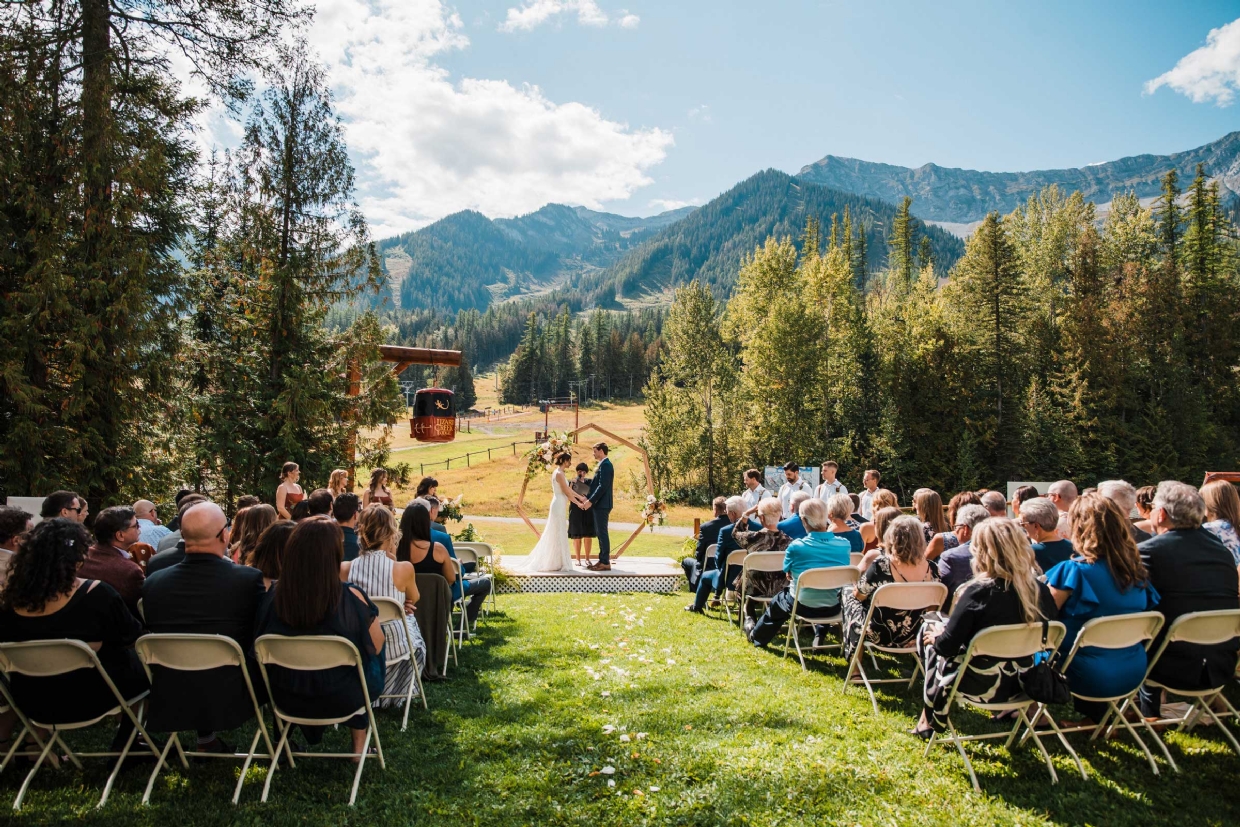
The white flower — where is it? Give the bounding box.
[600,766,615,775]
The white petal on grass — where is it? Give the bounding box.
[600,765,615,774]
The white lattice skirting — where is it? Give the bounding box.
[498,573,684,594]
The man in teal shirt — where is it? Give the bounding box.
[749,498,852,647]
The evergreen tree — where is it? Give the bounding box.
[888,196,916,286]
[440,353,477,411]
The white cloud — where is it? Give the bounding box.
[686,104,711,122]
[500,1,638,32]
[1145,17,1240,106]
[648,197,700,212]
[185,1,670,238]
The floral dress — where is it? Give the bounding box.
[731,527,793,609]
[1204,519,1240,565]
[842,554,941,662]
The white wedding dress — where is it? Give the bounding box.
[520,469,575,572]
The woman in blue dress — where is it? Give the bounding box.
[1045,493,1159,726]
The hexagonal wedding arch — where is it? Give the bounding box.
[515,423,655,560]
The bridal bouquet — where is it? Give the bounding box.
[524,432,573,481]
[641,494,667,530]
[437,495,464,524]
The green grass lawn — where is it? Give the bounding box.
[8,594,1239,825]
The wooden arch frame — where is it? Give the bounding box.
[515,423,655,560]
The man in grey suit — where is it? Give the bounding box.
[585,442,615,570]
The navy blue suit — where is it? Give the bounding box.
[690,518,760,611]
[588,457,615,563]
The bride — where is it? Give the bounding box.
[521,451,591,572]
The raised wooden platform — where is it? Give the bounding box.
[499,556,684,594]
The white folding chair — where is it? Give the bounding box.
[1135,609,1240,768]
[697,544,718,591]
[845,581,948,714]
[923,621,1068,792]
[254,635,385,806]
[135,634,277,804]
[0,639,161,809]
[371,597,428,730]
[1022,612,1166,778]
[719,550,748,625]
[781,566,861,669]
[455,542,498,613]
[739,551,785,626]
[849,551,864,569]
[0,700,47,777]
[447,556,470,647]
[454,547,484,627]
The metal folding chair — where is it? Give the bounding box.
[254,635,386,806]
[135,633,278,804]
[454,546,484,626]
[447,556,470,646]
[454,541,498,613]
[720,550,748,625]
[845,581,948,713]
[0,700,46,777]
[923,621,1068,792]
[781,566,861,669]
[1022,612,1166,778]
[371,596,428,730]
[1132,609,1240,769]
[739,551,785,626]
[849,551,864,569]
[0,639,161,809]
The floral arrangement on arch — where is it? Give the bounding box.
[437,494,464,524]
[641,494,667,530]
[524,432,573,482]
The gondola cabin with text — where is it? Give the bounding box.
[412,387,456,442]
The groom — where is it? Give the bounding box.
[584,442,614,571]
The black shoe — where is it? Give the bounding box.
[684,605,703,614]
[909,727,934,741]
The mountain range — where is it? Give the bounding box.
[375,130,1240,316]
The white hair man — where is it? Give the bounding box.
[936,504,991,603]
[1097,480,1151,543]
[1018,497,1074,573]
[1047,479,1078,535]
[687,496,751,613]
[777,490,813,540]
[1137,481,1239,717]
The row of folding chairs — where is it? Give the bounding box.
[444,542,497,670]
[0,595,431,809]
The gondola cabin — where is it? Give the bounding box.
[411,388,456,442]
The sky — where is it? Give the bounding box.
[194,1,1240,237]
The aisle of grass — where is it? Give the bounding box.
[8,594,1239,825]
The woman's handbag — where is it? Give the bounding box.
[1018,620,1071,705]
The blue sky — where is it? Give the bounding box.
[253,1,1240,235]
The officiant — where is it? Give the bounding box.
[569,462,596,566]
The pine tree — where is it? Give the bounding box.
[888,196,916,286]
[440,353,477,411]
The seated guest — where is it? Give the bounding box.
[749,499,853,648]
[235,504,277,565]
[1048,479,1078,536]
[306,489,334,517]
[776,491,813,541]
[398,501,458,601]
[235,495,261,511]
[227,506,253,560]
[342,506,427,707]
[415,476,439,499]
[847,493,866,526]
[682,497,730,590]
[250,520,295,590]
[735,499,795,634]
[255,517,385,751]
[825,494,863,553]
[334,493,363,562]
[168,489,194,530]
[1010,486,1040,520]
[424,496,492,624]
[289,500,313,521]
[915,489,952,546]
[1138,481,1240,717]
[155,493,209,554]
[0,519,148,750]
[856,506,904,573]
[980,490,1007,518]
[928,491,983,559]
[0,506,33,589]
[936,504,991,604]
[1098,480,1152,544]
[143,503,268,752]
[858,489,899,551]
[1020,497,1075,573]
[1134,486,1156,536]
[79,506,144,616]
[1199,480,1240,567]
[133,499,171,547]
[1045,494,1160,727]
[915,518,1058,736]
[686,497,752,613]
[842,515,941,665]
[39,490,87,523]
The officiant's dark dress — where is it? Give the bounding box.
[569,476,595,539]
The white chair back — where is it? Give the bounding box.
[705,543,718,563]
[454,546,479,567]
[870,581,948,613]
[724,549,747,571]
[136,633,246,672]
[795,565,860,595]
[0,639,98,677]
[1163,609,1240,646]
[255,635,360,672]
[850,551,864,568]
[454,542,493,561]
[969,621,1066,660]
[371,595,405,624]
[741,551,784,575]
[1073,612,1164,651]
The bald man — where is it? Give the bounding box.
[1047,480,1078,536]
[133,499,171,547]
[142,502,267,753]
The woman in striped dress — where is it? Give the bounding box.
[341,505,427,707]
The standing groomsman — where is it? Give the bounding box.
[740,468,771,518]
[814,461,848,501]
[778,462,813,519]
